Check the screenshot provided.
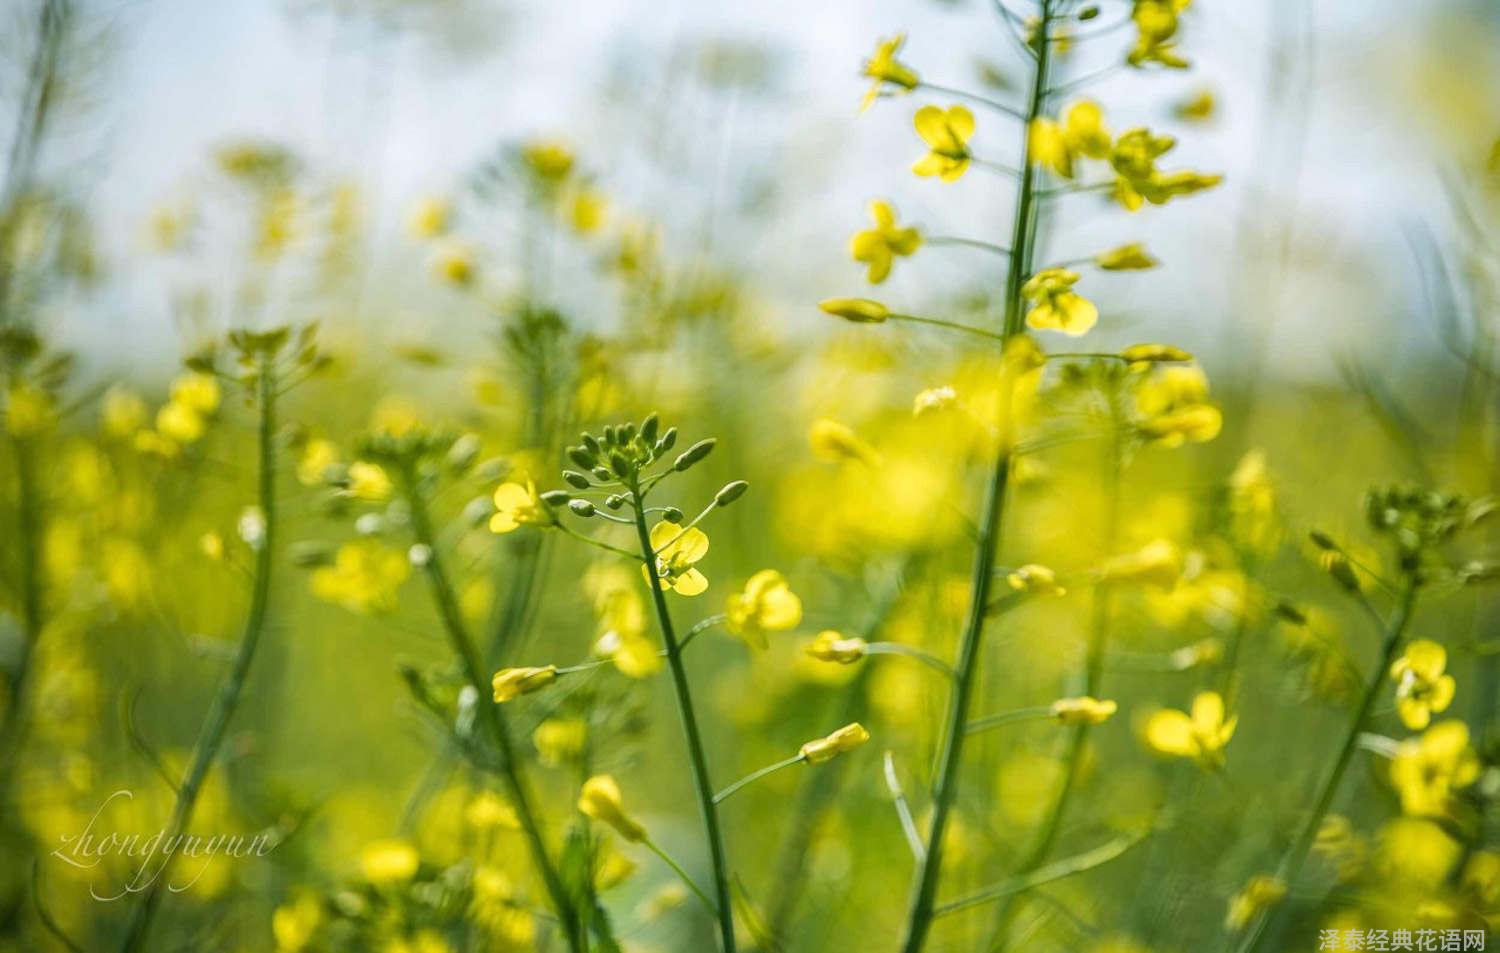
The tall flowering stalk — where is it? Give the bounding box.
[118,327,304,953]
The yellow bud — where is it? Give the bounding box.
[799,722,871,764]
[1050,696,1118,725]
[818,297,890,323]
[805,630,868,664]
[492,665,558,703]
[1095,242,1159,271]
[1006,564,1066,595]
[578,775,646,842]
[1120,343,1192,366]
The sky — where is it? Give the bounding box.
[17,0,1500,382]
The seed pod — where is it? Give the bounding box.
[568,446,597,470]
[1271,602,1307,626]
[714,480,749,507]
[563,470,592,489]
[662,507,684,523]
[640,413,660,444]
[673,438,716,472]
[1320,553,1360,593]
[1308,530,1337,551]
[1079,5,1100,19]
[540,490,571,507]
[569,499,597,517]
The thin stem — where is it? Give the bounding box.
[679,613,729,653]
[651,499,719,556]
[629,484,737,952]
[896,7,1054,951]
[864,641,956,678]
[553,522,638,560]
[884,751,927,863]
[402,477,585,953]
[1233,578,1419,953]
[644,837,719,917]
[118,364,280,953]
[934,830,1148,918]
[0,430,43,774]
[1049,64,1124,97]
[927,236,1013,257]
[714,753,806,804]
[965,706,1054,735]
[916,82,1025,120]
[976,157,1024,179]
[1038,181,1115,199]
[889,313,1006,342]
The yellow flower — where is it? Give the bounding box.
[310,540,410,614]
[1144,691,1236,769]
[819,297,890,323]
[1133,366,1222,447]
[1006,564,1066,595]
[370,396,423,438]
[1389,640,1456,730]
[643,522,710,596]
[724,570,803,649]
[297,438,340,487]
[1224,874,1285,932]
[913,386,958,416]
[271,894,322,951]
[489,481,550,533]
[850,200,922,284]
[521,140,574,182]
[1120,343,1192,367]
[491,666,559,703]
[1390,720,1481,817]
[799,722,871,764]
[465,791,520,830]
[578,775,646,842]
[1174,88,1216,122]
[4,382,55,437]
[1228,449,1278,556]
[101,387,147,438]
[1051,696,1118,725]
[533,718,587,766]
[360,838,420,885]
[1028,100,1111,178]
[808,418,881,466]
[1095,242,1159,271]
[155,400,206,444]
[911,104,975,182]
[430,240,475,285]
[346,461,393,502]
[407,196,450,239]
[199,532,225,561]
[861,34,919,111]
[566,186,608,234]
[1129,0,1193,69]
[1022,268,1098,336]
[806,630,868,664]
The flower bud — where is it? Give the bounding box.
[539,489,571,507]
[592,466,613,482]
[1308,530,1337,551]
[640,413,660,444]
[714,480,749,507]
[568,446,597,470]
[806,631,867,664]
[562,470,592,489]
[674,438,716,472]
[492,665,558,702]
[800,723,871,763]
[656,427,678,453]
[447,433,481,472]
[819,298,890,323]
[661,506,684,523]
[604,494,625,510]
[1050,696,1117,725]
[569,499,597,517]
[1119,343,1191,365]
[1320,552,1361,593]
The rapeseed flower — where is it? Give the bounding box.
[1051,696,1118,725]
[912,105,975,181]
[360,838,420,885]
[806,630,868,664]
[850,200,922,284]
[1389,640,1456,730]
[1144,690,1236,768]
[799,723,871,763]
[861,34,919,111]
[492,666,559,703]
[310,540,410,614]
[578,775,646,842]
[644,522,710,595]
[1022,268,1098,336]
[1390,720,1481,817]
[724,570,803,649]
[489,481,549,533]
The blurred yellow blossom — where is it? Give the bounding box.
[490,481,549,533]
[861,34,919,111]
[430,240,475,285]
[911,105,975,181]
[1095,242,1159,271]
[1174,87,1216,122]
[1007,563,1066,595]
[1100,539,1181,586]
[492,666,559,703]
[360,838,419,885]
[101,386,147,437]
[272,894,322,951]
[1144,690,1236,768]
[1022,268,1098,336]
[850,200,922,284]
[819,296,890,323]
[1389,640,1456,730]
[407,196,450,239]
[297,438,340,486]
[724,569,803,649]
[4,382,55,437]
[1129,0,1193,69]
[345,461,393,502]
[310,539,410,614]
[1052,696,1118,725]
[808,418,881,466]
[806,630,868,664]
[1224,874,1285,932]
[533,718,587,766]
[578,775,646,842]
[1390,720,1480,816]
[521,140,574,182]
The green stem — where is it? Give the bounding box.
[402,477,585,953]
[935,830,1147,918]
[864,642,956,678]
[714,753,806,804]
[915,82,1025,120]
[1232,578,1419,953]
[927,236,1012,257]
[644,838,719,918]
[896,11,1054,952]
[118,365,279,953]
[965,706,1054,735]
[678,613,728,653]
[888,313,1006,342]
[629,485,737,952]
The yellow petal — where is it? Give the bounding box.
[911,153,948,178]
[1191,691,1225,732]
[913,105,947,147]
[489,512,520,533]
[1145,709,1198,757]
[945,105,975,141]
[1404,640,1448,681]
[870,200,895,228]
[672,568,709,597]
